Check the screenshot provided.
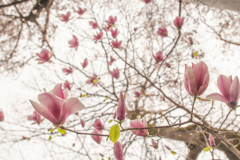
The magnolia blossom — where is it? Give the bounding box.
[141,0,152,3]
[0,110,4,121]
[64,80,71,90]
[110,68,120,79]
[62,67,73,75]
[60,12,71,22]
[157,27,168,38]
[86,74,98,87]
[189,37,193,45]
[165,62,171,68]
[103,26,111,32]
[184,61,209,96]
[36,49,53,64]
[28,111,41,124]
[93,119,104,131]
[150,139,158,149]
[114,141,124,160]
[174,17,184,29]
[29,84,85,126]
[94,32,103,43]
[130,117,149,137]
[209,134,215,147]
[80,119,85,127]
[108,56,116,65]
[112,40,122,50]
[206,75,239,110]
[91,129,102,144]
[134,91,141,98]
[106,16,117,27]
[153,51,164,63]
[116,92,126,121]
[89,21,98,29]
[110,28,119,38]
[77,7,86,15]
[68,35,79,51]
[82,58,88,68]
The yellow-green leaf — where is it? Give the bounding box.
[109,119,113,123]
[203,146,212,152]
[193,51,198,57]
[108,157,111,160]
[58,128,66,134]
[48,136,52,141]
[171,150,176,155]
[41,119,44,122]
[109,124,120,143]
[105,97,109,100]
[93,79,98,83]
[81,94,87,97]
[49,129,54,133]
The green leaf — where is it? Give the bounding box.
[105,97,109,100]
[41,118,44,122]
[109,119,113,123]
[203,146,212,152]
[58,128,66,134]
[108,157,111,160]
[48,136,52,141]
[101,158,104,160]
[170,150,176,155]
[193,51,198,57]
[93,79,98,83]
[49,129,54,133]
[81,94,87,97]
[109,124,120,143]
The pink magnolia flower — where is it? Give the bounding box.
[141,0,152,4]
[89,21,98,29]
[209,134,215,147]
[86,74,98,87]
[157,27,168,38]
[134,91,141,98]
[174,17,184,29]
[108,56,116,66]
[82,58,88,68]
[150,139,158,149]
[153,51,164,63]
[36,49,53,64]
[110,28,119,38]
[103,26,111,32]
[93,119,104,131]
[64,80,71,90]
[77,7,86,15]
[114,141,124,160]
[206,75,239,110]
[0,110,4,121]
[165,62,171,68]
[112,40,122,50]
[68,35,79,51]
[62,67,73,75]
[106,16,117,27]
[116,92,126,121]
[110,68,120,79]
[81,119,85,127]
[94,32,103,43]
[60,12,71,22]
[29,84,85,126]
[189,37,193,45]
[184,61,209,96]
[130,117,149,137]
[91,129,102,144]
[28,111,41,124]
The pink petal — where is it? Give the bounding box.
[114,141,124,160]
[217,75,231,101]
[51,84,67,99]
[206,93,228,104]
[29,100,58,125]
[38,93,64,120]
[27,115,35,120]
[192,61,208,88]
[230,76,240,104]
[59,97,85,124]
[184,67,197,95]
[197,73,209,95]
[91,129,102,144]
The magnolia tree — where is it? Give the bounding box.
[2,0,240,160]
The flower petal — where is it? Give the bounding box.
[29,100,58,125]
[217,75,231,101]
[51,84,66,99]
[206,93,228,104]
[59,97,85,124]
[230,76,239,104]
[38,92,64,120]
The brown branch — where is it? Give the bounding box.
[0,0,29,9]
